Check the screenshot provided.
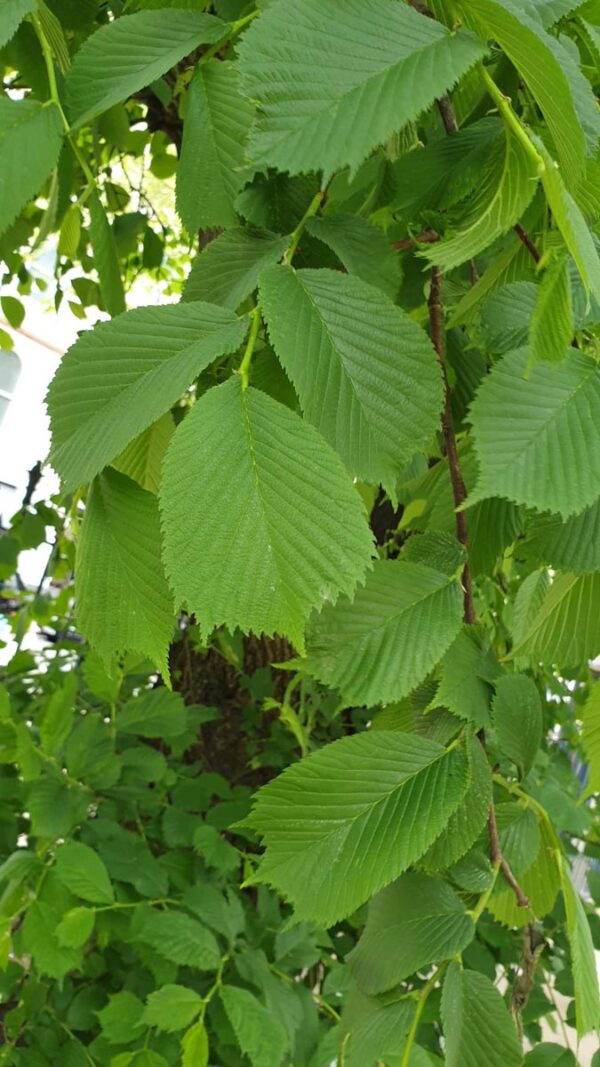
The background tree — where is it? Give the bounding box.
[0,0,600,1064]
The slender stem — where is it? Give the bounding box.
[428,266,476,624]
[283,188,325,265]
[487,803,530,909]
[514,223,541,264]
[238,305,262,388]
[467,860,501,924]
[399,962,449,1067]
[479,65,545,173]
[198,10,259,67]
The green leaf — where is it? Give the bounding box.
[539,142,600,300]
[560,856,600,1036]
[183,227,288,308]
[582,681,600,795]
[55,841,115,904]
[117,689,187,739]
[512,572,600,666]
[492,674,542,777]
[429,625,498,729]
[305,214,401,299]
[342,994,413,1067]
[220,985,288,1067]
[423,125,539,270]
[422,735,493,870]
[245,730,469,924]
[20,901,81,980]
[47,301,247,490]
[97,991,145,1045]
[302,560,463,707]
[459,0,590,188]
[0,0,35,49]
[441,962,523,1067]
[75,469,174,676]
[0,98,63,237]
[177,60,253,232]
[134,910,221,969]
[260,267,443,489]
[529,255,573,370]
[349,873,474,995]
[114,412,175,495]
[160,377,373,650]
[55,907,95,949]
[40,673,76,756]
[143,985,203,1033]
[238,0,486,177]
[181,1019,209,1067]
[87,190,126,318]
[524,500,600,573]
[524,1046,577,1067]
[66,10,225,127]
[468,347,600,519]
[488,818,559,927]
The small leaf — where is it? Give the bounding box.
[87,190,126,317]
[66,10,225,127]
[245,731,469,924]
[181,1019,209,1067]
[529,255,573,370]
[134,910,221,970]
[55,841,115,904]
[429,625,499,730]
[96,991,145,1046]
[55,907,95,949]
[441,962,523,1067]
[117,689,187,739]
[75,469,174,676]
[349,872,474,995]
[143,985,203,1033]
[305,214,401,298]
[220,985,288,1067]
[302,560,463,707]
[182,227,288,309]
[492,674,542,777]
[0,98,63,237]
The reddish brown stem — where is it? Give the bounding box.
[514,222,541,263]
[488,804,531,909]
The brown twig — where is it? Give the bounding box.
[514,222,541,263]
[487,803,530,909]
[510,923,546,1037]
[392,228,440,252]
[428,267,476,624]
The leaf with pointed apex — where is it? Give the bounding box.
[260,267,443,490]
[47,301,247,490]
[0,0,35,49]
[560,856,600,1036]
[76,469,174,676]
[237,0,486,177]
[423,736,492,870]
[468,346,600,519]
[114,413,175,495]
[143,985,203,1033]
[305,215,401,299]
[220,986,288,1067]
[539,142,600,300]
[582,682,600,795]
[182,1019,209,1067]
[512,572,600,666]
[87,189,126,318]
[0,98,63,238]
[529,256,573,370]
[441,962,523,1067]
[429,626,499,729]
[245,730,469,924]
[423,125,539,271]
[349,873,474,995]
[302,560,462,708]
[177,60,254,233]
[458,0,590,188]
[66,10,225,127]
[183,228,288,308]
[524,500,600,573]
[55,842,114,905]
[160,377,373,650]
[492,674,542,777]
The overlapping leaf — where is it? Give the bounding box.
[260,267,443,489]
[114,413,175,495]
[423,736,492,870]
[492,674,542,777]
[560,857,600,1036]
[177,60,253,233]
[66,10,225,127]
[302,560,463,707]
[468,346,600,518]
[76,469,174,676]
[0,98,63,237]
[524,500,600,573]
[183,228,288,308]
[582,682,600,795]
[305,214,401,298]
[529,255,573,369]
[512,572,600,666]
[160,377,374,649]
[441,962,523,1067]
[238,0,486,177]
[245,730,469,924]
[0,0,35,49]
[47,301,247,490]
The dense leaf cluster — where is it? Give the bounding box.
[1,0,600,1064]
